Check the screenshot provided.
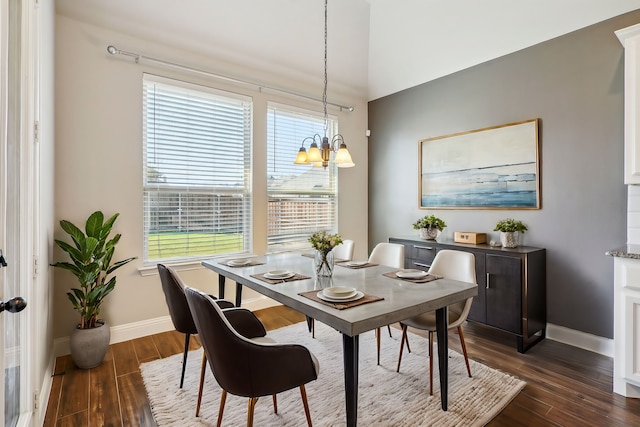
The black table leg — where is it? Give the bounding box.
[235,282,243,307]
[436,306,448,411]
[306,316,313,333]
[342,334,359,427]
[218,274,226,299]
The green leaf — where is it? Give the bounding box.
[85,211,104,238]
[106,256,137,275]
[59,220,86,248]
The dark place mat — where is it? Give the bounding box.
[251,272,311,285]
[383,271,442,283]
[298,289,384,310]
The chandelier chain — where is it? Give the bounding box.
[323,0,328,136]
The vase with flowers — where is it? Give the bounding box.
[309,231,343,277]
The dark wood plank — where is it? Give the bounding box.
[56,356,90,418]
[43,356,67,427]
[151,330,184,358]
[56,411,87,427]
[89,359,122,427]
[118,371,157,427]
[132,335,160,361]
[112,341,139,377]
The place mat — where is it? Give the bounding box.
[298,289,384,310]
[251,272,311,284]
[338,262,378,269]
[220,259,265,268]
[383,271,442,283]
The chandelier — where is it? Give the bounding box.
[294,0,355,169]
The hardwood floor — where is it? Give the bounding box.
[44,306,640,426]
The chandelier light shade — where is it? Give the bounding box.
[294,0,355,169]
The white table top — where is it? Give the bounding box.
[202,252,477,336]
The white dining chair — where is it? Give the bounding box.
[396,249,476,395]
[368,242,405,364]
[332,239,355,261]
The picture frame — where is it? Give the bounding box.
[419,119,540,209]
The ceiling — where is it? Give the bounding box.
[56,0,640,101]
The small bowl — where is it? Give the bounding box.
[324,286,356,296]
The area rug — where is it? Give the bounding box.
[141,322,525,426]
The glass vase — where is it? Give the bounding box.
[314,250,335,277]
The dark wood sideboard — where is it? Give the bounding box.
[389,236,546,353]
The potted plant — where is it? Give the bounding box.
[494,218,528,248]
[413,214,446,240]
[52,211,137,368]
[309,231,343,277]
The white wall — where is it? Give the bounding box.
[53,15,369,344]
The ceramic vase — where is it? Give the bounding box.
[419,227,439,240]
[500,231,519,248]
[314,250,335,277]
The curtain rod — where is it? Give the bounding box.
[106,45,354,112]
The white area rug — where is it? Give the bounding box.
[141,322,525,426]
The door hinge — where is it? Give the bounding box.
[34,121,39,144]
[33,391,39,410]
[33,255,39,277]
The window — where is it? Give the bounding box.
[267,103,338,252]
[143,75,252,263]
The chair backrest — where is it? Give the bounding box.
[427,250,477,324]
[157,264,197,335]
[368,242,405,268]
[184,287,318,398]
[332,239,355,261]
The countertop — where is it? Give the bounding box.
[606,245,640,259]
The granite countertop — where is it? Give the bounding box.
[606,245,640,259]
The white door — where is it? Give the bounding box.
[1,0,34,425]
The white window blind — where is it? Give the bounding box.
[267,103,338,252]
[143,74,252,263]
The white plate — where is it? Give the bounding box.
[321,289,358,300]
[264,270,295,280]
[227,259,251,267]
[323,286,356,296]
[396,269,428,279]
[317,290,364,303]
[346,261,368,267]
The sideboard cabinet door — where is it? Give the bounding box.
[486,254,522,334]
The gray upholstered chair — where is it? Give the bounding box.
[157,264,234,388]
[396,249,476,395]
[185,286,320,427]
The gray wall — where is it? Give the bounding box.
[368,10,640,339]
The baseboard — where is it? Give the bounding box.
[53,296,281,357]
[35,356,55,424]
[546,323,614,358]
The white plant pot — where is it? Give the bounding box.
[500,231,519,248]
[419,227,439,240]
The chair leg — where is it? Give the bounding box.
[429,331,434,396]
[196,352,207,416]
[180,333,191,388]
[300,384,313,427]
[272,394,278,414]
[397,324,408,373]
[405,328,412,353]
[458,325,472,378]
[387,324,393,337]
[217,390,227,427]
[376,327,381,365]
[312,319,315,339]
[247,397,259,427]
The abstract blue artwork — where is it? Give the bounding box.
[419,119,540,209]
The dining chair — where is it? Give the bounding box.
[157,264,234,389]
[185,287,319,427]
[395,249,476,395]
[332,239,355,261]
[368,242,405,364]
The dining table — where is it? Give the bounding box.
[202,252,477,427]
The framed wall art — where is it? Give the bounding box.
[419,119,540,209]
